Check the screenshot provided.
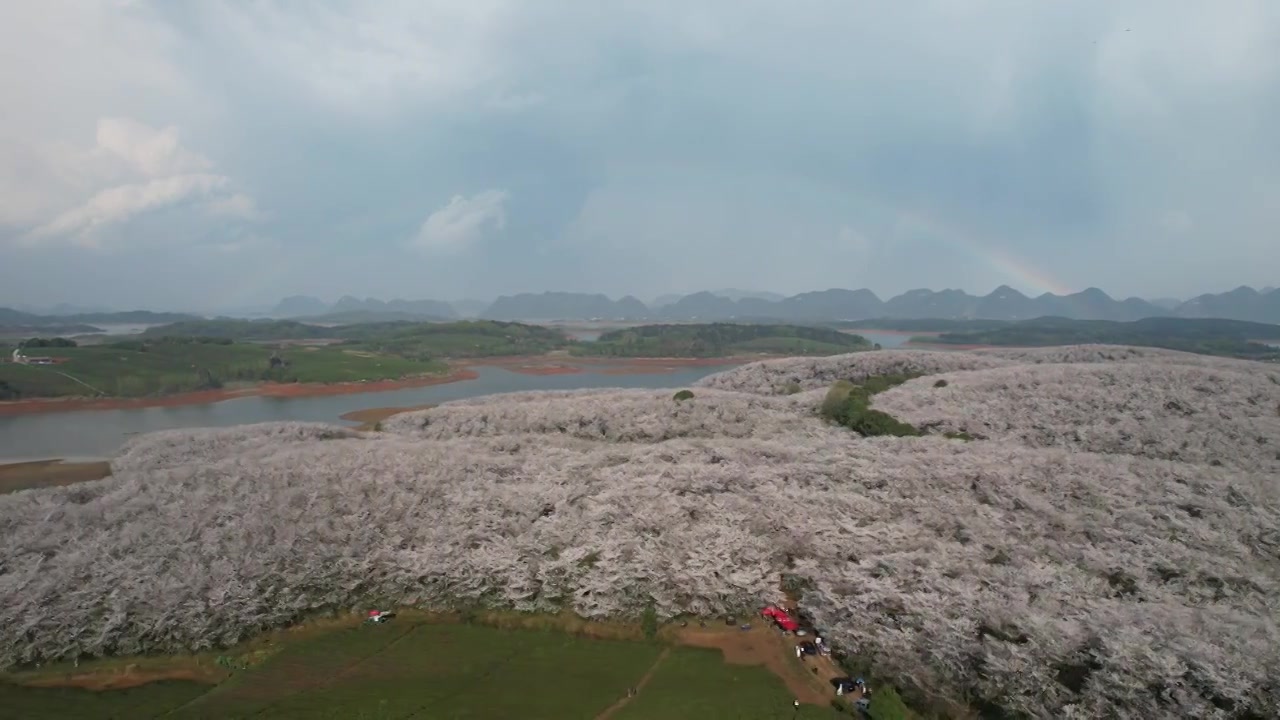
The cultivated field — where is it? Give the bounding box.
[2,345,1278,717]
[0,619,830,720]
[0,340,445,398]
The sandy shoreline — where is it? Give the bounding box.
[338,404,436,430]
[0,459,112,494]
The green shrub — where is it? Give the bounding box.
[672,389,695,402]
[844,409,919,437]
[19,337,78,348]
[820,380,856,418]
[783,381,803,395]
[819,375,921,438]
[859,373,921,395]
[780,573,814,598]
[641,599,659,640]
[868,685,912,720]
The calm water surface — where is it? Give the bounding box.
[0,364,738,462]
[0,336,912,462]
[858,332,910,349]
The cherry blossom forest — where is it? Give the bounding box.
[2,346,1278,717]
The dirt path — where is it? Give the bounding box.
[593,647,672,720]
[672,625,832,706]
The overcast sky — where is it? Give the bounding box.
[2,1,1278,311]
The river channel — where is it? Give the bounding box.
[0,364,738,462]
[0,332,913,462]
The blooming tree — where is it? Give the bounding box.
[1,345,1277,718]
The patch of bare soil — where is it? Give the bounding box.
[506,364,586,376]
[9,609,860,710]
[671,624,834,706]
[0,459,111,494]
[338,405,436,430]
[19,664,225,691]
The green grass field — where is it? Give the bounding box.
[0,340,447,399]
[614,647,833,720]
[0,622,856,720]
[0,680,210,720]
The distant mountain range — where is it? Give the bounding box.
[0,307,201,332]
[5,285,1278,335]
[475,285,1280,325]
[272,295,458,321]
[216,285,1280,325]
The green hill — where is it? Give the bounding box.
[916,316,1280,359]
[573,323,872,357]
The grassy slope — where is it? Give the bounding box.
[0,680,210,720]
[0,622,842,720]
[340,321,571,359]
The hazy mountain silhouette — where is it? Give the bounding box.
[271,296,457,320]
[470,285,1280,323]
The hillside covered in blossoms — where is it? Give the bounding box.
[2,346,1277,718]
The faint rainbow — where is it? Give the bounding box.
[888,208,1076,297]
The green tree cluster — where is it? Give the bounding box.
[819,374,922,437]
[18,337,78,348]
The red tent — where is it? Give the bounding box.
[761,605,799,631]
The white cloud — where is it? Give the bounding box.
[94,117,213,178]
[192,0,511,114]
[27,174,231,246]
[204,193,258,219]
[411,190,508,253]
[6,117,254,248]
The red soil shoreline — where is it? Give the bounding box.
[0,355,756,417]
[841,328,942,337]
[0,369,480,417]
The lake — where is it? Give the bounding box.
[0,364,739,462]
[0,334,914,462]
[857,332,910,348]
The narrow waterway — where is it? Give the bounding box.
[0,364,738,462]
[0,332,914,462]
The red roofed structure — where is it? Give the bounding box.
[760,605,799,632]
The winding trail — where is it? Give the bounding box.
[593,647,671,719]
